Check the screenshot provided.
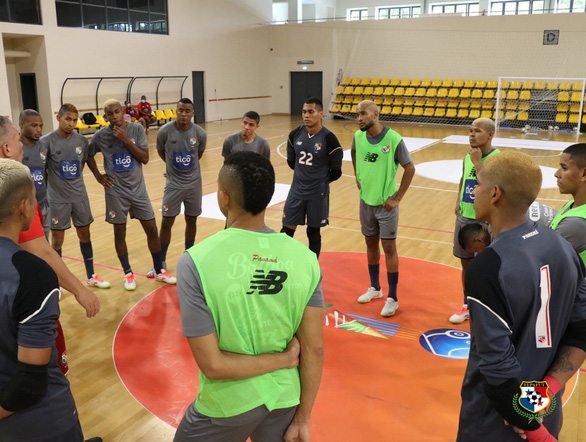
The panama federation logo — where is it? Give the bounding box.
[163,205,169,212]
[108,211,116,219]
[513,381,556,423]
[382,145,390,153]
[75,146,82,155]
[190,137,197,146]
[40,152,46,161]
[314,143,322,151]
[130,138,136,144]
[51,217,59,225]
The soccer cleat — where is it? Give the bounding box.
[357,287,383,303]
[146,261,165,279]
[381,298,399,317]
[124,272,136,291]
[449,304,469,324]
[155,269,176,284]
[86,274,111,289]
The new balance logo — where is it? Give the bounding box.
[364,153,378,162]
[247,270,288,295]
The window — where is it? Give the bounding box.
[430,2,480,15]
[556,0,586,12]
[378,5,421,19]
[490,0,545,14]
[348,8,367,20]
[55,0,168,33]
[0,0,41,25]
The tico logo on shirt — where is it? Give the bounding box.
[246,270,288,295]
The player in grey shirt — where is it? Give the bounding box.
[87,99,176,290]
[147,98,206,276]
[222,111,270,161]
[41,104,110,289]
[19,109,49,238]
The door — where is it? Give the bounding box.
[192,71,205,123]
[20,73,38,111]
[290,72,323,115]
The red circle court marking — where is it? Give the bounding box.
[113,252,577,440]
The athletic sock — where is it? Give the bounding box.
[56,248,62,257]
[118,254,132,275]
[387,272,399,301]
[280,226,295,237]
[79,241,94,280]
[160,241,170,263]
[368,264,381,291]
[308,242,321,258]
[152,252,163,274]
[185,238,195,250]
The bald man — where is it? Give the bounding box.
[351,100,415,317]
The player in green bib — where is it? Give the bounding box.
[450,118,499,324]
[351,101,415,317]
[551,143,586,268]
[175,152,324,442]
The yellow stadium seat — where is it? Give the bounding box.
[487,80,498,89]
[506,101,517,110]
[570,92,582,102]
[517,112,529,121]
[547,81,559,90]
[436,99,448,107]
[555,113,567,123]
[437,88,448,98]
[426,88,437,98]
[442,79,453,88]
[343,95,353,104]
[493,110,504,119]
[431,79,442,87]
[381,106,392,115]
[453,79,464,88]
[483,90,495,99]
[155,109,166,121]
[521,81,533,89]
[351,77,361,85]
[394,97,405,106]
[534,81,545,90]
[352,96,362,104]
[76,118,99,132]
[335,86,344,95]
[459,99,470,108]
[510,81,521,89]
[341,104,352,113]
[404,87,416,96]
[464,79,475,88]
[447,99,459,108]
[380,78,390,86]
[482,100,494,109]
[498,90,507,99]
[415,98,426,107]
[415,88,426,97]
[373,87,384,96]
[391,106,402,115]
[383,96,394,105]
[505,111,517,120]
[557,103,569,112]
[583,114,586,124]
[506,90,519,100]
[95,115,109,126]
[448,88,459,98]
[481,110,492,118]
[411,79,421,87]
[459,89,471,98]
[333,95,343,103]
[558,92,570,101]
[426,98,437,107]
[471,90,483,99]
[341,77,351,85]
[570,103,581,112]
[353,86,364,95]
[569,114,580,124]
[559,81,571,90]
[401,107,413,116]
[164,109,174,120]
[469,109,481,119]
[330,104,342,113]
[394,87,405,96]
[470,99,482,109]
[412,107,424,116]
[519,101,530,111]
[519,91,531,100]
[360,78,371,86]
[501,80,510,89]
[172,108,177,118]
[423,107,434,117]
[404,97,415,106]
[446,109,457,118]
[572,81,583,91]
[434,108,446,117]
[383,87,394,96]
[390,78,400,86]
[350,105,357,113]
[363,86,374,95]
[343,86,353,95]
[421,79,432,87]
[400,78,410,86]
[476,80,487,89]
[374,97,383,105]
[371,78,380,86]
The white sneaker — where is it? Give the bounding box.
[124,272,136,291]
[155,269,176,284]
[449,304,469,324]
[357,287,383,303]
[146,261,166,279]
[381,298,399,317]
[86,274,111,289]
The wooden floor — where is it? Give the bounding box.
[57,115,586,441]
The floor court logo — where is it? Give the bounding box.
[419,329,470,359]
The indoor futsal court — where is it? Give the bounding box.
[52,116,584,441]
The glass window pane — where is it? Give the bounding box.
[532,0,544,12]
[504,2,517,13]
[445,4,456,12]
[400,7,410,17]
[390,8,400,18]
[56,2,82,27]
[150,12,166,33]
[9,0,41,24]
[455,4,467,13]
[83,4,106,28]
[107,6,127,28]
[517,1,530,13]
[83,0,105,5]
[150,0,165,14]
[573,0,586,11]
[130,9,148,31]
[0,1,9,22]
[557,0,571,12]
[469,3,480,13]
[413,6,421,16]
[431,5,442,13]
[129,0,148,12]
[378,8,389,19]
[108,0,127,7]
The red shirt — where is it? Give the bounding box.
[138,101,152,116]
[18,204,45,243]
